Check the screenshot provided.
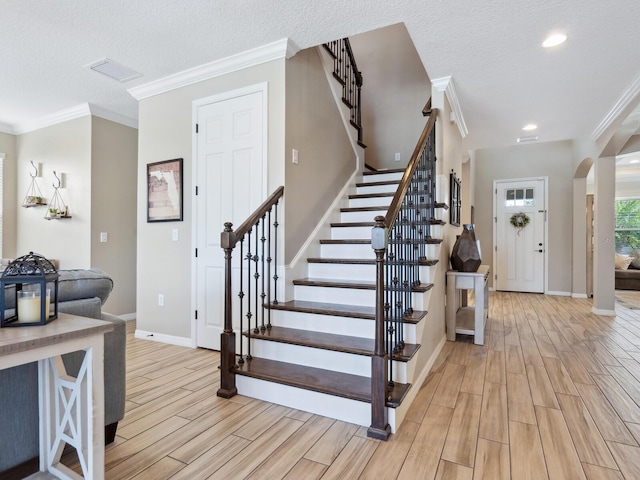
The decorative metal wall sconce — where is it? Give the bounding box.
[44,171,71,220]
[22,161,46,208]
[450,169,461,227]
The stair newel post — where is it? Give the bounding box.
[218,222,238,398]
[369,216,391,440]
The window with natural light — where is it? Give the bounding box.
[615,198,640,254]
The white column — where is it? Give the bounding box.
[572,177,588,297]
[592,156,616,315]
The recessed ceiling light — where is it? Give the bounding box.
[88,58,142,82]
[542,33,567,48]
[517,135,539,143]
[523,124,538,131]
[630,159,640,164]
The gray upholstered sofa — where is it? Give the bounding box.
[0,269,126,475]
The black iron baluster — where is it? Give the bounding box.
[266,208,272,329]
[254,222,260,334]
[246,228,253,360]
[273,201,279,305]
[238,238,245,364]
[260,215,267,332]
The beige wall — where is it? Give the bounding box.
[91,117,138,315]
[474,140,574,293]
[285,48,356,263]
[136,60,286,340]
[14,116,138,314]
[350,24,431,170]
[16,117,92,268]
[0,132,17,258]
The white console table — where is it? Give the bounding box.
[0,314,113,480]
[446,265,490,345]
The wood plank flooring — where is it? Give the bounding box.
[73,292,640,478]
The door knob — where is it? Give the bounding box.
[535,249,543,253]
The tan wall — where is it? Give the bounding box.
[136,60,286,340]
[0,132,17,258]
[91,116,138,315]
[285,48,356,263]
[16,117,92,268]
[349,24,431,170]
[474,140,574,292]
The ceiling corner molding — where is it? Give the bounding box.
[129,38,293,101]
[14,104,92,135]
[89,105,138,129]
[0,122,17,135]
[431,76,468,138]
[591,71,640,142]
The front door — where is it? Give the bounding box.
[195,87,265,350]
[495,179,546,293]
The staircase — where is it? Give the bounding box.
[217,37,445,437]
[231,167,443,432]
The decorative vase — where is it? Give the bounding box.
[451,224,481,272]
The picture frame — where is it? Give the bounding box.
[147,158,184,222]
[450,169,461,227]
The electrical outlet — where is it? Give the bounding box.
[395,152,401,162]
[292,148,299,165]
[100,232,108,243]
[172,229,179,241]
[158,294,164,306]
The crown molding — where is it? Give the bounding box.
[13,104,92,135]
[89,105,138,129]
[431,76,468,138]
[129,38,298,101]
[591,71,640,142]
[0,122,16,135]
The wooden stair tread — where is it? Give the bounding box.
[267,299,427,323]
[244,326,420,361]
[331,221,443,228]
[340,206,388,213]
[435,202,449,209]
[307,257,439,267]
[356,180,401,188]
[320,238,443,245]
[293,278,433,293]
[363,168,405,176]
[348,192,396,199]
[235,357,411,407]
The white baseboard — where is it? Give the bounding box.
[571,293,588,299]
[134,329,194,348]
[546,291,571,297]
[592,308,616,316]
[119,313,137,321]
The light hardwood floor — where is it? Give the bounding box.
[91,292,640,479]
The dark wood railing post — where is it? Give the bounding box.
[217,222,238,398]
[368,216,391,440]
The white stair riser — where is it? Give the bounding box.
[271,309,418,342]
[362,172,403,183]
[308,262,432,284]
[293,284,429,310]
[237,376,375,428]
[340,210,386,223]
[357,184,399,195]
[308,262,375,280]
[349,196,393,208]
[321,243,374,259]
[250,340,372,376]
[331,226,373,240]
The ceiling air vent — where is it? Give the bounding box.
[88,58,142,83]
[516,135,539,143]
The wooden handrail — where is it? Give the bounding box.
[383,109,438,230]
[221,186,284,249]
[422,98,432,116]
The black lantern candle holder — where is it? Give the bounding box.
[0,252,59,327]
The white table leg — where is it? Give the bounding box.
[38,336,105,479]
[446,275,456,341]
[474,275,485,345]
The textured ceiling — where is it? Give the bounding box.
[2,0,640,151]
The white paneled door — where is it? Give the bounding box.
[195,87,265,350]
[495,179,546,293]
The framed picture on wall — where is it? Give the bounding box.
[147,158,183,222]
[450,169,461,227]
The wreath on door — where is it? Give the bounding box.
[510,212,530,235]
